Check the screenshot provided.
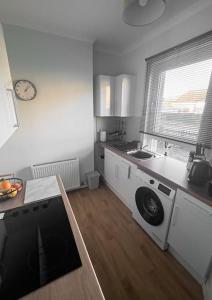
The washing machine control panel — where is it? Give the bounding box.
[158,183,171,196]
[136,169,176,200]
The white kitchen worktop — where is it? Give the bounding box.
[24,176,61,204]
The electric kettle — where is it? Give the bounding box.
[188,159,211,186]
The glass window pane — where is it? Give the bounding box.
[154,59,212,143]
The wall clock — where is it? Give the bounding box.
[14,80,37,101]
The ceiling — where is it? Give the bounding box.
[0,0,210,54]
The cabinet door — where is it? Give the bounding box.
[105,148,137,210]
[115,75,135,117]
[168,189,212,282]
[94,75,115,116]
[117,158,136,210]
[104,149,119,190]
[0,24,18,148]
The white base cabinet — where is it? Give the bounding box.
[168,189,212,283]
[104,148,137,211]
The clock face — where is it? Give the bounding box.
[14,80,37,101]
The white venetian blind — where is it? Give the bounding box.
[141,32,212,148]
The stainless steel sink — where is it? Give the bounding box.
[127,149,161,160]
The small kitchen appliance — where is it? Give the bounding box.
[99,130,107,142]
[208,181,212,196]
[188,159,211,185]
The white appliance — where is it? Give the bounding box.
[132,169,176,250]
[94,74,136,117]
[100,130,107,142]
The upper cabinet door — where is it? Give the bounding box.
[94,74,136,117]
[94,75,115,116]
[0,25,13,90]
[0,24,18,149]
[115,75,136,117]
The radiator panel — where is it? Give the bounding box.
[31,159,80,191]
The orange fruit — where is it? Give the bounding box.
[1,180,11,190]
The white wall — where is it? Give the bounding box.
[0,25,94,182]
[94,3,212,143]
[121,3,212,142]
[93,50,123,76]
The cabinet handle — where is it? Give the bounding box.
[128,165,131,179]
[172,206,179,227]
[120,160,131,179]
[184,197,212,216]
[6,88,19,128]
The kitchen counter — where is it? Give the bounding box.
[0,176,104,300]
[0,176,61,212]
[99,142,212,207]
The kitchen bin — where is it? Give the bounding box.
[86,171,100,190]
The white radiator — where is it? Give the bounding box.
[31,158,80,191]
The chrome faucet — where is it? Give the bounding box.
[137,142,148,151]
[164,141,172,156]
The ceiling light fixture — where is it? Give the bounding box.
[123,0,166,27]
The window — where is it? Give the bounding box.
[141,32,212,155]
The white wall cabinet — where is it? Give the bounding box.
[94,74,136,117]
[94,75,115,117]
[104,148,137,210]
[168,189,212,283]
[115,75,135,117]
[0,24,18,149]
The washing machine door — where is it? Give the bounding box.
[135,187,164,226]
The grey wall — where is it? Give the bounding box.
[0,25,94,182]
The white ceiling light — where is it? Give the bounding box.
[123,0,166,27]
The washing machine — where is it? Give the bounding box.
[132,169,176,250]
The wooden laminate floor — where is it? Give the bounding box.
[68,185,203,300]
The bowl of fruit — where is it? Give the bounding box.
[0,178,23,200]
